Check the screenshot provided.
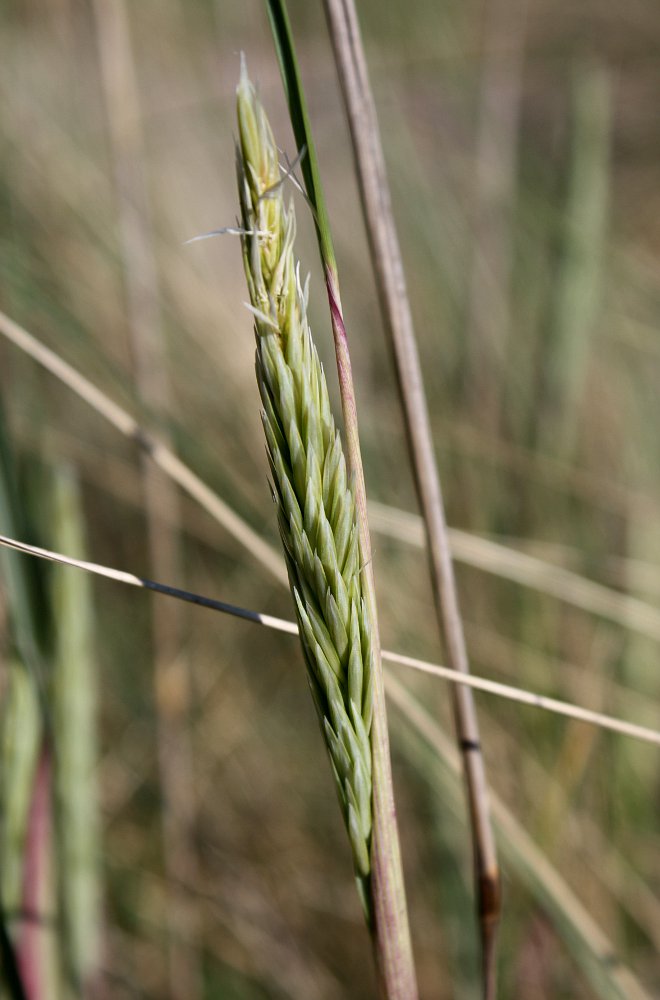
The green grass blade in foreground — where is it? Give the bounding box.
[51,465,101,996]
[265,1,336,276]
[385,673,653,1000]
[264,7,417,995]
[0,402,54,994]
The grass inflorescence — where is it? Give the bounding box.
[236,61,374,914]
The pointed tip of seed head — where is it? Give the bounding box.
[238,51,248,89]
[237,52,255,112]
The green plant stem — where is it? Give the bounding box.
[265,3,417,995]
[52,466,101,996]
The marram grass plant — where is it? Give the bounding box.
[236,62,374,916]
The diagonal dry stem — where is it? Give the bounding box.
[2,530,659,748]
[367,500,660,642]
[0,308,287,586]
[7,307,659,648]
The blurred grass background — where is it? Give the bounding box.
[1,0,660,997]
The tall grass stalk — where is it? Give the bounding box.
[92,2,202,990]
[265,4,418,995]
[51,465,101,997]
[236,57,417,997]
[321,2,500,993]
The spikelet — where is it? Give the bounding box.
[236,59,373,907]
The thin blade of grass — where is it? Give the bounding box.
[0,531,298,633]
[2,531,659,748]
[51,465,101,997]
[0,400,58,997]
[265,5,417,996]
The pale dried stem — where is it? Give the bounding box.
[2,530,660,746]
[0,309,288,585]
[322,1,500,992]
[324,276,417,1000]
[367,501,660,642]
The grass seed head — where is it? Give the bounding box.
[236,61,374,904]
